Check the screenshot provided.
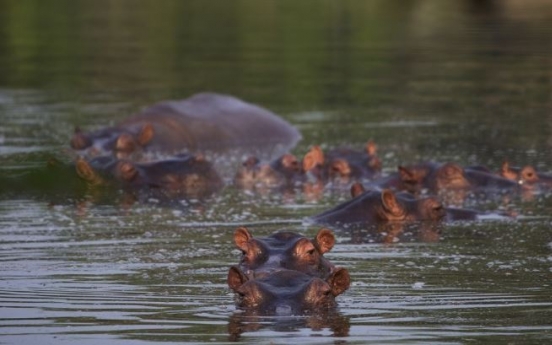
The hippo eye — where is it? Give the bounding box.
[306,249,315,256]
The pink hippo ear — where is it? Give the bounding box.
[70,126,91,150]
[116,133,137,153]
[314,228,335,254]
[350,182,365,198]
[303,146,325,172]
[233,227,253,252]
[500,161,517,180]
[227,266,249,292]
[137,123,154,146]
[365,140,377,156]
[381,189,403,216]
[327,267,351,296]
[75,157,101,184]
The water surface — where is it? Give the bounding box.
[1,1,552,344]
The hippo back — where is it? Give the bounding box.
[120,93,302,158]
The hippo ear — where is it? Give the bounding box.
[234,227,252,252]
[381,189,402,215]
[137,123,154,146]
[75,157,101,184]
[500,161,517,180]
[227,266,249,292]
[314,228,335,254]
[327,267,350,296]
[303,146,324,172]
[116,161,138,181]
[350,182,365,198]
[501,161,510,173]
[70,127,91,150]
[116,133,137,153]
[365,140,377,156]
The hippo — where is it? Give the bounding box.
[233,227,336,279]
[373,162,518,203]
[227,266,350,315]
[233,145,326,193]
[499,161,552,189]
[70,92,301,159]
[309,183,446,229]
[324,141,382,184]
[75,153,223,199]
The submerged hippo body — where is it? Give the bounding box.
[233,227,336,279]
[309,184,446,229]
[76,153,223,199]
[71,93,302,159]
[227,266,350,315]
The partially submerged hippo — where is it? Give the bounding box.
[375,162,518,196]
[227,266,350,315]
[499,161,552,189]
[309,183,446,228]
[324,141,382,184]
[233,146,325,192]
[71,92,301,159]
[75,153,223,199]
[233,227,336,279]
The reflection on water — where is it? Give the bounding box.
[1,0,552,344]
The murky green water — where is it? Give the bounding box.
[1,0,552,344]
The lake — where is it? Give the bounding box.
[1,0,552,344]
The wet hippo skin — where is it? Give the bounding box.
[75,153,223,198]
[309,184,446,228]
[71,92,302,158]
[233,227,336,279]
[227,266,350,315]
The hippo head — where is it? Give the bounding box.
[113,154,222,197]
[114,124,154,155]
[311,185,446,228]
[434,163,471,191]
[233,227,335,278]
[227,266,350,315]
[397,164,433,193]
[75,156,120,185]
[234,154,301,189]
[70,124,154,157]
[501,161,539,186]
